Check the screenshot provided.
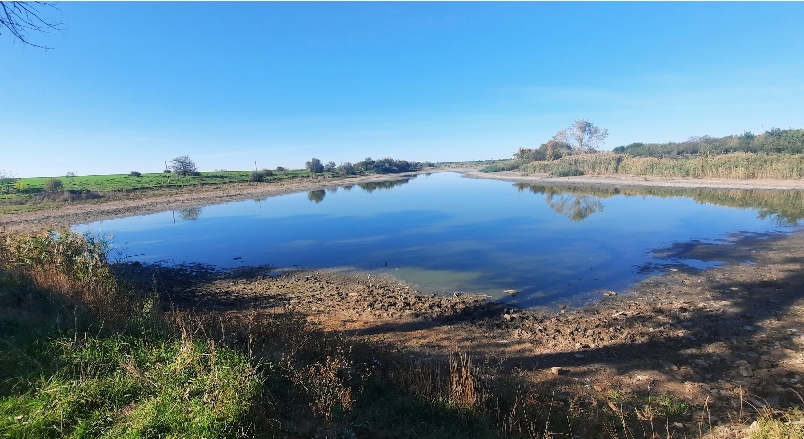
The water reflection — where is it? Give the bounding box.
[515,183,804,225]
[80,173,803,309]
[357,178,413,193]
[177,207,202,221]
[545,193,604,221]
[307,190,326,204]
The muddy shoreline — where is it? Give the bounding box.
[116,227,803,434]
[6,167,804,434]
[0,170,444,231]
[461,168,804,191]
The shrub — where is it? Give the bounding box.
[43,178,64,192]
[551,168,584,177]
[129,171,142,177]
[481,161,521,173]
[163,169,172,174]
[249,170,264,182]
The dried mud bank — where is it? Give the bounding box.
[0,170,440,231]
[118,227,804,434]
[460,167,804,191]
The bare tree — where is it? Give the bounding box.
[170,155,198,176]
[553,120,609,154]
[0,1,65,48]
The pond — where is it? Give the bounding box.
[77,172,804,308]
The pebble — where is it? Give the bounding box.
[550,367,568,375]
[661,360,679,371]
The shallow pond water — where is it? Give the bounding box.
[77,172,804,308]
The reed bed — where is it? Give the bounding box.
[521,152,804,180]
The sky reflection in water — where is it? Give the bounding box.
[77,172,802,308]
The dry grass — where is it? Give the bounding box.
[521,152,804,180]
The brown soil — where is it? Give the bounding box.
[8,166,804,435]
[461,168,804,191]
[115,227,804,435]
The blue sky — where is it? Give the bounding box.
[2,2,803,177]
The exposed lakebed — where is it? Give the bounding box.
[77,172,804,308]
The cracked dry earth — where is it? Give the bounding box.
[117,228,804,434]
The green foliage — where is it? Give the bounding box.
[613,128,804,157]
[306,157,324,174]
[337,162,355,175]
[351,157,423,174]
[129,171,141,177]
[551,168,584,177]
[249,170,265,182]
[43,177,64,192]
[749,409,804,439]
[480,160,520,173]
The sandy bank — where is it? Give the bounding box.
[459,167,804,191]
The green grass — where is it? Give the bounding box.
[17,169,311,193]
[0,169,332,215]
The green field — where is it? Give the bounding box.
[15,169,310,192]
[0,169,315,215]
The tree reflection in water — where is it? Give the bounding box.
[545,193,604,221]
[177,207,202,221]
[307,190,326,204]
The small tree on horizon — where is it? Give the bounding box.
[553,120,609,154]
[170,155,198,176]
[305,158,324,174]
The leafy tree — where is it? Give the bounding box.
[338,162,355,175]
[553,120,609,154]
[43,177,63,192]
[129,171,142,177]
[275,166,286,173]
[324,161,336,173]
[305,158,324,174]
[170,155,198,176]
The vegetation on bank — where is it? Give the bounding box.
[514,183,804,224]
[483,124,804,180]
[521,152,804,180]
[0,156,433,215]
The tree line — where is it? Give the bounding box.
[305,157,431,175]
[612,128,804,157]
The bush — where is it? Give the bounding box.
[129,171,142,177]
[249,170,264,182]
[163,169,172,173]
[480,161,521,173]
[43,178,64,192]
[551,168,585,177]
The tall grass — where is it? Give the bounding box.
[520,152,804,180]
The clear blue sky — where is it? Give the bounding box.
[2,2,803,177]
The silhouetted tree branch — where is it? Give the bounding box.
[0,1,65,49]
